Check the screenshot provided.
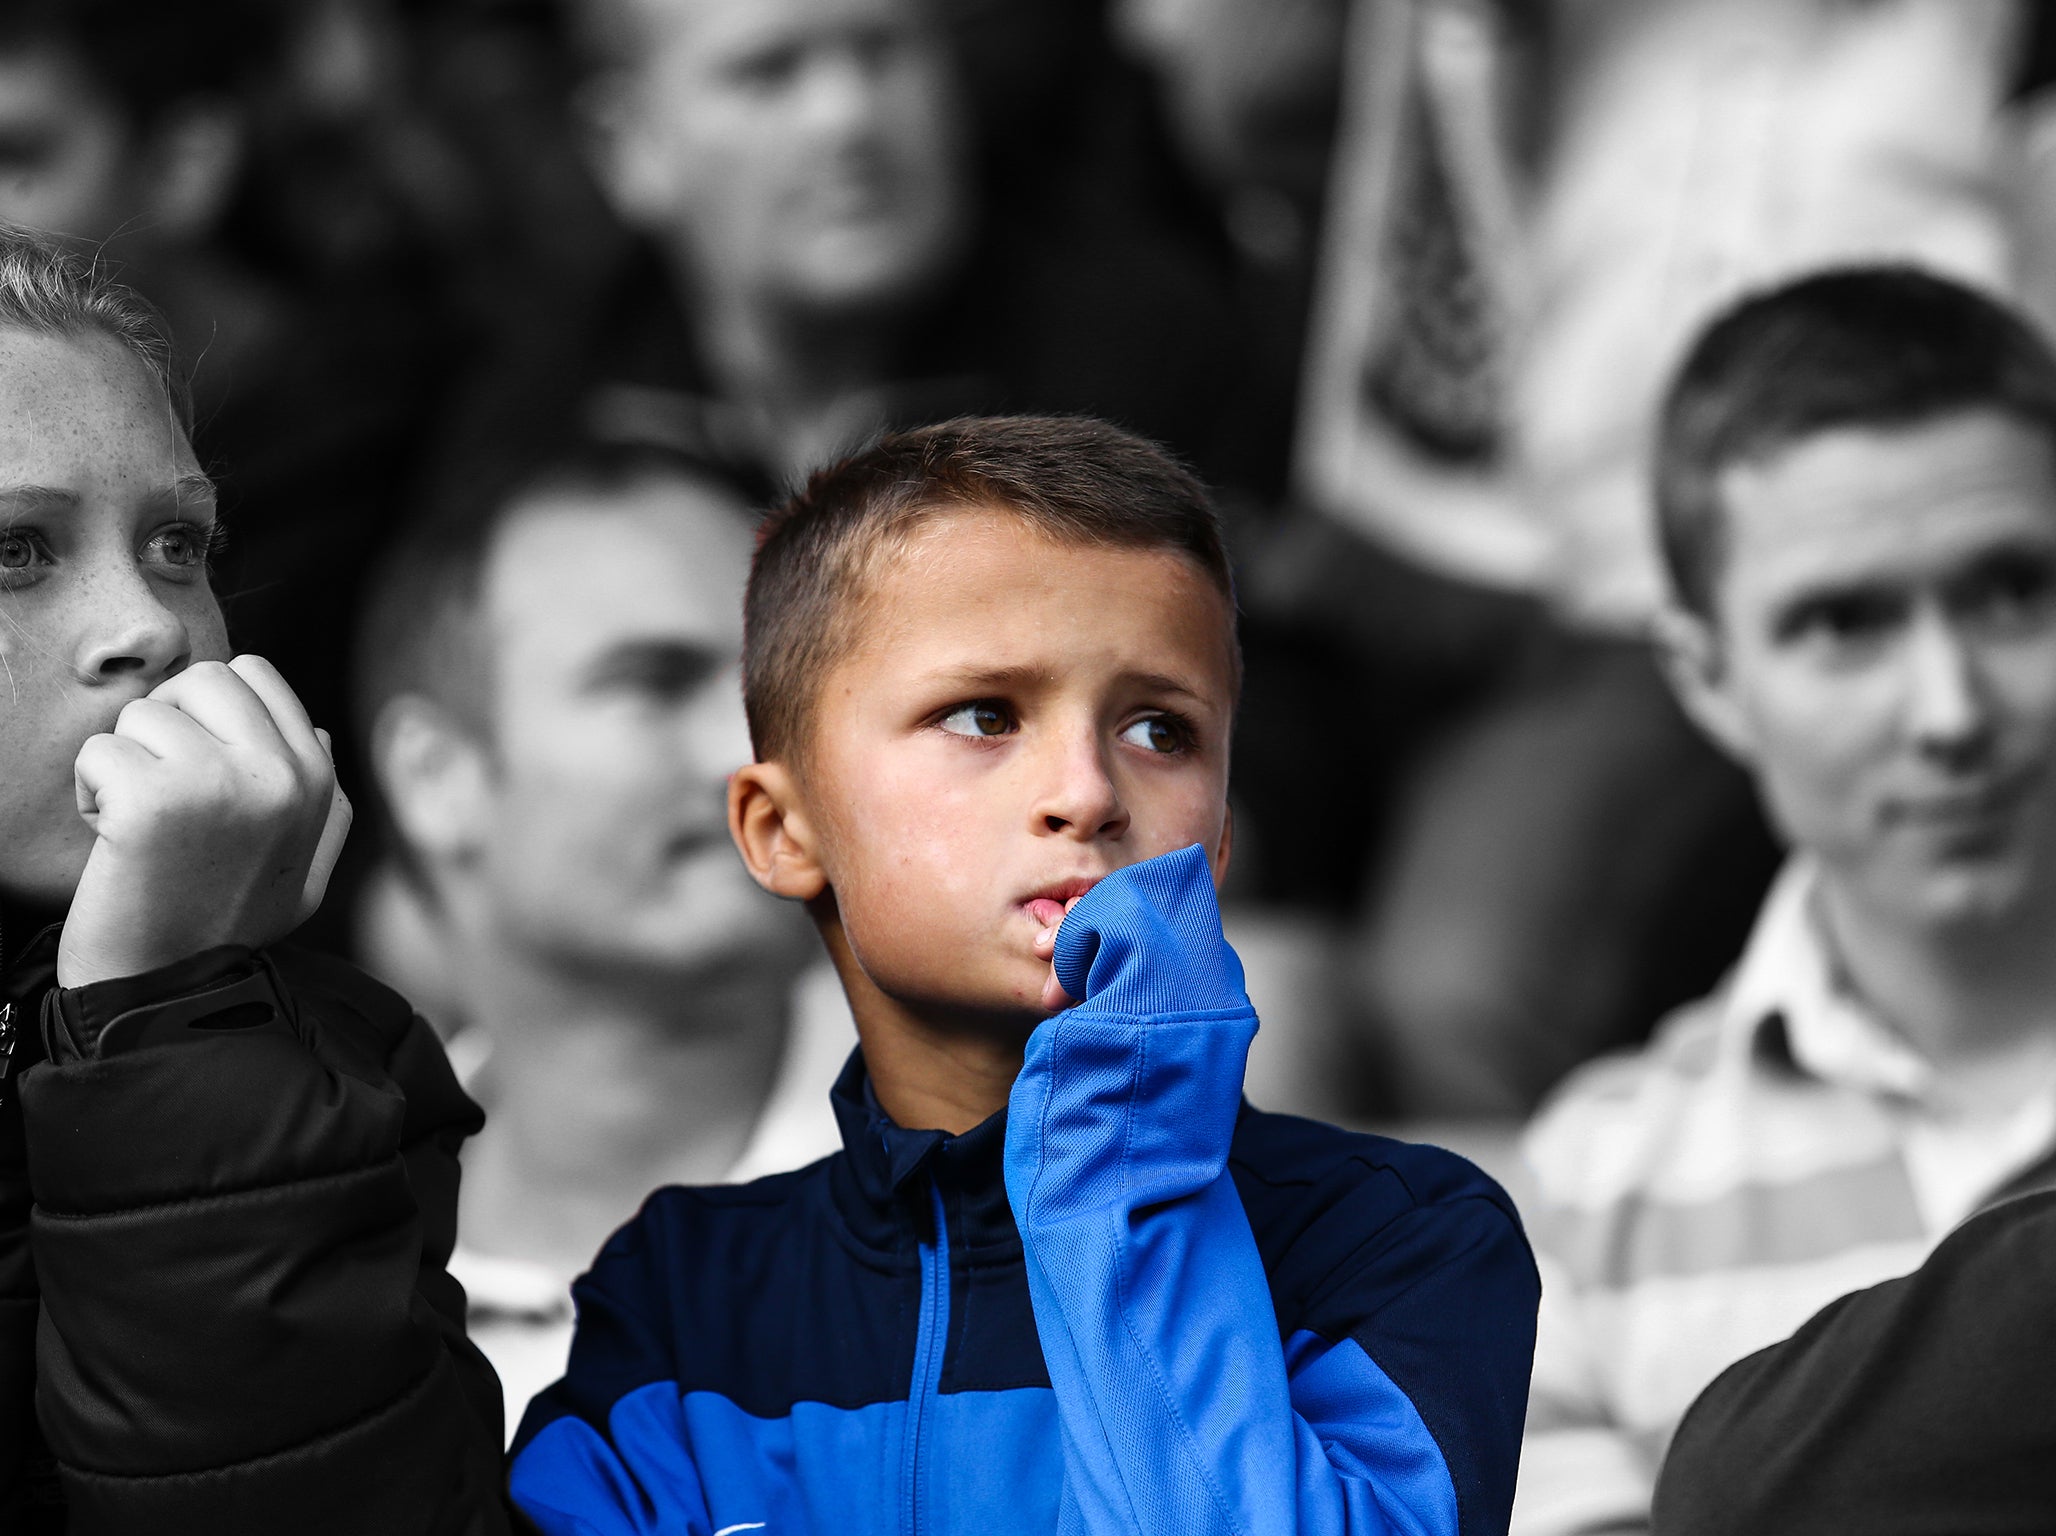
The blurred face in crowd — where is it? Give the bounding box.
[466,473,808,977]
[0,325,227,908]
[599,0,969,316]
[0,45,139,242]
[1670,409,2056,932]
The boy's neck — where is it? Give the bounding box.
[454,926,794,1279]
[861,1017,1026,1137]
[817,918,1028,1136]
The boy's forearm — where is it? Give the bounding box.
[1006,996,1292,1535]
[1007,848,1535,1536]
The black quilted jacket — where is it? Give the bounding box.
[0,906,514,1534]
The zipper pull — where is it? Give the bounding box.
[0,1002,16,1108]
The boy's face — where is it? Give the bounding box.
[790,511,1236,1024]
[1670,408,2056,931]
[604,0,967,316]
[0,325,227,908]
[471,476,808,977]
[0,46,143,245]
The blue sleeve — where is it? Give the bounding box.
[505,1208,715,1536]
[1004,845,1534,1536]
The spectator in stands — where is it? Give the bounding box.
[356,434,853,1432]
[1513,267,2056,1534]
[548,0,1249,490]
[1294,0,2032,1113]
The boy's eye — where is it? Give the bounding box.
[939,701,1015,738]
[1119,714,1189,754]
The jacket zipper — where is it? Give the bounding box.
[902,1179,951,1536]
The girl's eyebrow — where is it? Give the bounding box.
[165,473,220,516]
[170,470,216,507]
[0,484,80,517]
[0,474,219,519]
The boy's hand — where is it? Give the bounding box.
[1030,845,1247,1018]
[1032,902,1086,1013]
[57,656,353,988]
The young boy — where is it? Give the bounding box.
[0,230,509,1528]
[509,416,1540,1534]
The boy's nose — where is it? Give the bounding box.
[1034,736,1130,840]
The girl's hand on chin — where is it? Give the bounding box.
[57,654,352,988]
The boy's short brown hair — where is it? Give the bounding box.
[744,415,1238,764]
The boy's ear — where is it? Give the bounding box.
[1653,605,1757,767]
[371,696,493,874]
[729,762,830,902]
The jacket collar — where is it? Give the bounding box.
[1721,859,1935,1100]
[828,1048,1022,1257]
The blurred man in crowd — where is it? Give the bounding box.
[1281,0,2038,1114]
[356,435,852,1433]
[1514,267,2056,1534]
[540,0,1251,491]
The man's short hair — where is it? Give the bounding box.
[355,433,772,751]
[1656,265,2056,619]
[0,222,185,423]
[743,415,1238,765]
[0,0,278,130]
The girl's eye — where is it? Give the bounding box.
[0,527,49,580]
[1119,715,1188,754]
[939,701,1015,738]
[144,523,215,569]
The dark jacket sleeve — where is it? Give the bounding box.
[1652,1188,2056,1536]
[19,943,514,1536]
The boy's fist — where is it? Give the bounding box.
[1031,845,1247,1017]
[57,655,352,988]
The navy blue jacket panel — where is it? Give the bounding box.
[511,847,1539,1536]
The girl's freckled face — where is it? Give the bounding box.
[0,325,227,907]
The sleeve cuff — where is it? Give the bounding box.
[44,946,276,1063]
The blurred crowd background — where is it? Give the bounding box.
[15,0,2056,1135]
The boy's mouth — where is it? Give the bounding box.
[1022,877,1101,930]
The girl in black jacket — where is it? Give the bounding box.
[0,227,512,1532]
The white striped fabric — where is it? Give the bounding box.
[1508,860,2056,1536]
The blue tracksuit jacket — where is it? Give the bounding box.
[509,847,1539,1535]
